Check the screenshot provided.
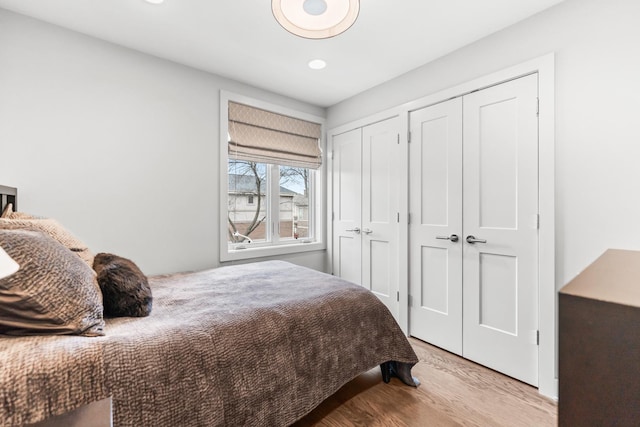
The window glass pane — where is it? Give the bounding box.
[227,160,268,244]
[279,166,311,240]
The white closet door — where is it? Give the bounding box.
[362,117,401,319]
[408,98,463,355]
[462,74,539,386]
[331,128,362,285]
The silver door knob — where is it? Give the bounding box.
[436,234,459,242]
[362,228,373,234]
[346,227,361,234]
[466,235,487,244]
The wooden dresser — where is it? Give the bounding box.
[559,249,640,426]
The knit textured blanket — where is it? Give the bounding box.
[1,261,418,426]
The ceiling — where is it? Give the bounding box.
[0,0,565,107]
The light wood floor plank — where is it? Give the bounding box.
[293,338,557,426]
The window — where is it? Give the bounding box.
[220,92,325,261]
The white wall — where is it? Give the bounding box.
[0,9,326,275]
[328,0,640,292]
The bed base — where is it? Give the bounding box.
[381,361,420,386]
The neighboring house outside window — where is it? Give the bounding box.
[227,172,308,241]
[220,92,325,261]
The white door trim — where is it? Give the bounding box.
[328,53,556,398]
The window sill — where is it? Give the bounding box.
[220,241,325,262]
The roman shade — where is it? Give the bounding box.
[228,101,322,169]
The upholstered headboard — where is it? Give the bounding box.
[0,185,17,213]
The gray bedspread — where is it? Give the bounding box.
[0,260,418,426]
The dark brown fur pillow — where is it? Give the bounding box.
[93,253,152,318]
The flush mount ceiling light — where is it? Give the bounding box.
[272,0,360,39]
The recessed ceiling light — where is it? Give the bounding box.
[144,0,164,4]
[308,59,327,70]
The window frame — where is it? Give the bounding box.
[219,91,325,262]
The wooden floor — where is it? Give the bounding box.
[293,338,557,427]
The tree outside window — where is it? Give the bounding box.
[227,161,312,244]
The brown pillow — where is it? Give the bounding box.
[0,207,94,267]
[0,229,105,336]
[93,253,152,318]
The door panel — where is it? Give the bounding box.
[336,236,360,285]
[409,98,463,355]
[370,240,391,296]
[478,98,518,229]
[368,134,392,224]
[462,74,539,386]
[332,128,362,284]
[479,253,518,334]
[421,115,452,226]
[362,117,400,319]
[420,246,449,313]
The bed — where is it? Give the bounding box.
[0,186,419,426]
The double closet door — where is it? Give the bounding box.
[409,74,540,386]
[332,117,400,320]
